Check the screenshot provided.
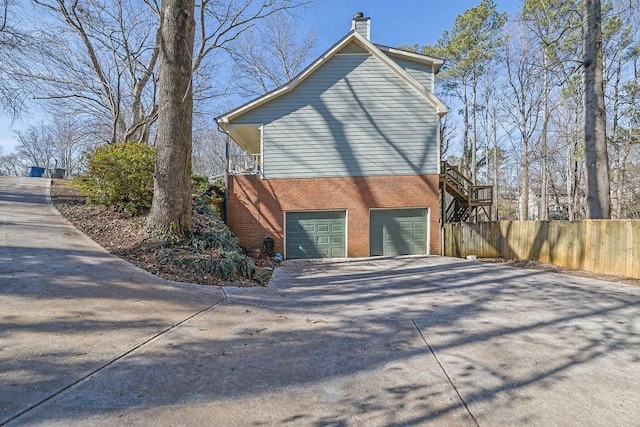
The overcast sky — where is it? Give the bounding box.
[0,0,521,152]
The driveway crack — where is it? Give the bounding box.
[3,294,228,426]
[412,319,480,427]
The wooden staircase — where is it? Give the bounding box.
[439,161,493,223]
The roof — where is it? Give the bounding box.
[216,30,448,127]
[373,43,444,72]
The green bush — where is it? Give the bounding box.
[191,175,211,198]
[151,194,258,283]
[77,142,156,215]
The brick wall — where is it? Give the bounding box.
[228,174,441,257]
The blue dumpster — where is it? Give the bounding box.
[27,166,45,177]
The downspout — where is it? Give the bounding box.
[437,112,444,256]
[216,122,231,225]
[224,132,230,225]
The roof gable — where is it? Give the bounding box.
[335,40,368,55]
[216,31,448,126]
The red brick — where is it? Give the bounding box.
[228,174,440,257]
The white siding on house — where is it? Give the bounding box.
[232,54,439,179]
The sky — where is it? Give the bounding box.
[0,0,521,153]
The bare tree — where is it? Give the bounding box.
[21,0,311,146]
[27,0,161,143]
[0,0,29,115]
[504,27,543,220]
[15,124,55,171]
[12,117,93,177]
[230,12,316,97]
[522,0,580,221]
[49,115,96,176]
[478,66,504,220]
[602,3,639,218]
[192,120,253,177]
[418,0,639,222]
[0,147,21,176]
[192,116,227,177]
[555,75,586,220]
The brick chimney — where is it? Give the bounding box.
[350,12,370,40]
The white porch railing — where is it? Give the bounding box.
[229,153,261,175]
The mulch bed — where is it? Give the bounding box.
[50,179,272,286]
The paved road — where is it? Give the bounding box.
[1,177,639,426]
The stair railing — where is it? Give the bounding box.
[440,161,494,223]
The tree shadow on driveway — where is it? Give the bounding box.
[5,256,639,426]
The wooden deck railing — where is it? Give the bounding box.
[440,161,493,223]
[470,185,493,205]
[440,161,493,204]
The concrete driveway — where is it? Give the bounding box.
[1,177,639,426]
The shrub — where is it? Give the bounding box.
[211,179,225,199]
[191,175,226,220]
[191,175,211,198]
[151,194,258,283]
[77,142,156,215]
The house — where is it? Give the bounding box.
[216,12,448,259]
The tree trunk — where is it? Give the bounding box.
[611,56,622,219]
[583,0,610,219]
[462,83,470,176]
[147,0,195,235]
[612,145,622,219]
[482,84,491,220]
[568,107,582,220]
[519,95,529,220]
[471,73,478,185]
[521,136,529,220]
[566,143,573,220]
[540,55,549,221]
[492,104,499,221]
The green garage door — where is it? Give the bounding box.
[370,208,427,256]
[286,211,346,259]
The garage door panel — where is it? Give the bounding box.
[330,247,344,257]
[370,209,428,256]
[286,211,346,259]
[398,220,412,229]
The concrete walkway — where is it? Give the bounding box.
[1,177,639,426]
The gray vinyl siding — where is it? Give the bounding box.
[353,20,370,39]
[232,54,439,179]
[391,58,434,91]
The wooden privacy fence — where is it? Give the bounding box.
[442,220,640,279]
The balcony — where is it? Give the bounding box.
[229,153,261,175]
